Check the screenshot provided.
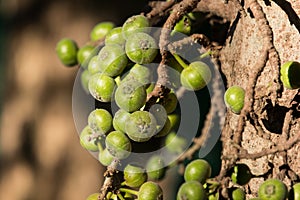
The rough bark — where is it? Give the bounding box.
[196,0,300,197]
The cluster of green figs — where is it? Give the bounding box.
[84,158,300,200]
[176,161,300,200]
[56,16,212,160]
[56,11,300,200]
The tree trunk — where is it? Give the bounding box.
[196,0,300,198]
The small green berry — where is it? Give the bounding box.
[289,182,300,200]
[146,155,166,181]
[124,164,147,188]
[161,92,178,114]
[88,73,116,102]
[184,159,212,184]
[113,109,130,133]
[168,113,180,131]
[97,44,128,77]
[138,181,163,200]
[280,61,300,89]
[231,188,246,200]
[125,111,157,142]
[148,104,170,137]
[149,104,168,127]
[88,109,112,135]
[258,179,287,200]
[77,45,95,68]
[87,55,101,75]
[224,85,245,114]
[122,63,152,86]
[79,125,99,152]
[177,181,207,200]
[115,81,147,112]
[105,131,131,159]
[56,38,78,66]
[165,132,187,154]
[180,61,212,91]
[122,15,149,39]
[125,32,158,64]
[105,27,126,46]
[80,69,91,93]
[155,117,171,138]
[90,22,115,41]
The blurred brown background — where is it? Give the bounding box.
[0,0,147,199]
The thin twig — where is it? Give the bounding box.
[98,159,119,200]
[159,0,201,54]
[168,33,212,55]
[147,0,176,19]
[146,0,201,107]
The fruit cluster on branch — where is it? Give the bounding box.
[56,0,300,199]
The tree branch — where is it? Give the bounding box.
[146,0,201,107]
[147,0,175,19]
[216,0,281,183]
[98,159,119,200]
